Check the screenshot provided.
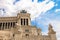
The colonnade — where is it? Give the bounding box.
[0,22,16,30]
[21,19,28,25]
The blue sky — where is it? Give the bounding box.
[0,0,60,40]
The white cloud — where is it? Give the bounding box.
[15,0,55,20]
[0,0,55,20]
[42,31,48,35]
[0,0,16,16]
[55,9,60,12]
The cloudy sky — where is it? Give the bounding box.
[0,0,60,40]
